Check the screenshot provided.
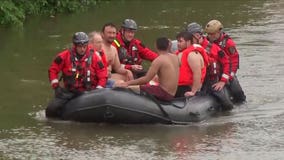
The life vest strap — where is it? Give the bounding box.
[113,39,121,47]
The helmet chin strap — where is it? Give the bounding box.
[121,30,131,44]
[74,45,86,59]
[76,51,85,59]
[214,31,222,41]
[208,31,222,43]
[193,34,202,44]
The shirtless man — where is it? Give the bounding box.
[101,23,133,85]
[117,37,179,101]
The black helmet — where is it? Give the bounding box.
[121,19,138,30]
[186,22,203,34]
[72,32,89,45]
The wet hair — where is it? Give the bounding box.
[156,37,170,51]
[176,31,194,42]
[101,22,117,32]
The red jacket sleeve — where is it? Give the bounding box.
[215,46,230,83]
[48,50,68,88]
[135,40,158,61]
[225,39,239,74]
[92,53,107,87]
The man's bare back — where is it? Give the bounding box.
[118,37,180,98]
[151,53,179,95]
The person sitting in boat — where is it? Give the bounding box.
[186,22,233,110]
[89,30,133,88]
[112,19,158,78]
[205,19,246,104]
[174,31,209,97]
[116,37,179,102]
[97,23,133,88]
[100,23,134,87]
[88,31,107,68]
[46,32,108,118]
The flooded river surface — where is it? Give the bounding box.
[0,0,284,159]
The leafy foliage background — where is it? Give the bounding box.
[0,0,100,27]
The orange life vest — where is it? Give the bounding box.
[177,44,208,86]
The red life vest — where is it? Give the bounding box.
[94,50,108,67]
[48,45,107,92]
[202,38,230,82]
[177,44,208,86]
[213,33,239,75]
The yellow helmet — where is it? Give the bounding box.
[205,20,223,34]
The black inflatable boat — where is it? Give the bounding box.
[60,88,224,124]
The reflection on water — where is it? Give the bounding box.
[0,120,237,159]
[2,103,284,159]
[3,109,283,160]
[1,0,284,159]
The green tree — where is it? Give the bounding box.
[0,0,100,27]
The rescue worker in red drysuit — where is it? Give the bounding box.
[186,22,233,110]
[175,31,208,97]
[46,32,107,118]
[112,19,158,78]
[205,20,246,104]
